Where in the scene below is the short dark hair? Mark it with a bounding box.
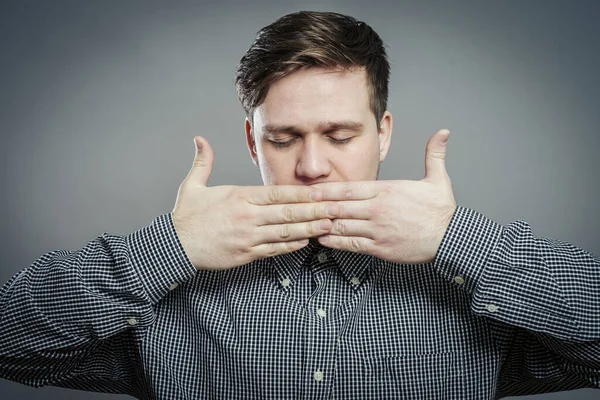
[235,11,390,128]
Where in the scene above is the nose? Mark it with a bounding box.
[295,136,332,181]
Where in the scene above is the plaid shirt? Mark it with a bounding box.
[0,206,598,399]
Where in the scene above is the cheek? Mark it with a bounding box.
[258,151,296,184]
[335,142,380,179]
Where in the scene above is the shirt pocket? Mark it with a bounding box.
[363,351,467,399]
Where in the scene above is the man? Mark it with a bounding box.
[0,10,598,399]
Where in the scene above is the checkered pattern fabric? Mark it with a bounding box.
[0,205,598,399]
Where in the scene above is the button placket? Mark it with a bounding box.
[304,255,336,397]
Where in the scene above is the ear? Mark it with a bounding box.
[245,117,258,166]
[377,110,393,163]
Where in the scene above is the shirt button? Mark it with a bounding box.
[453,276,465,285]
[350,277,361,285]
[313,370,324,382]
[168,282,179,291]
[280,278,290,288]
[487,304,498,313]
[127,318,138,326]
[317,252,328,263]
[316,308,327,318]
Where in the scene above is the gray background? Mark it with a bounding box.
[0,0,598,398]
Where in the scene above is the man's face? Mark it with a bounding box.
[245,67,392,186]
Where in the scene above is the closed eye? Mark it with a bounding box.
[268,138,297,148]
[267,136,353,148]
[328,137,352,145]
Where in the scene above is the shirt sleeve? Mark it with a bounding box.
[0,213,196,396]
[433,205,600,395]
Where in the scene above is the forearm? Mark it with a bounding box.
[434,206,600,341]
[0,213,196,386]
[433,206,600,388]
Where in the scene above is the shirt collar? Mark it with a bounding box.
[270,238,375,288]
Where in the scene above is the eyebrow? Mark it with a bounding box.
[262,120,364,135]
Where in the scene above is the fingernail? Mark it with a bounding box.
[319,236,330,243]
[320,220,330,230]
[327,206,337,217]
[311,190,322,201]
[441,129,450,143]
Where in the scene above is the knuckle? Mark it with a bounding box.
[349,237,361,251]
[335,220,346,235]
[278,224,291,239]
[237,228,253,245]
[312,205,321,219]
[267,242,277,255]
[282,206,294,222]
[225,186,239,199]
[235,208,251,222]
[268,187,283,203]
[344,184,353,199]
[237,189,249,203]
[239,244,252,255]
[373,204,386,217]
[306,221,315,236]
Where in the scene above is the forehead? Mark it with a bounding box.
[254,67,372,127]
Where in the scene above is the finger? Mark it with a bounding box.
[247,185,322,206]
[311,181,378,201]
[318,235,374,254]
[257,202,339,225]
[186,136,214,187]
[334,200,374,220]
[329,219,375,239]
[251,239,310,259]
[256,219,333,244]
[423,129,450,184]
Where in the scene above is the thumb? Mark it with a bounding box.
[188,136,214,187]
[423,129,450,183]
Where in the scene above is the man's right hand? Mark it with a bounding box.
[172,136,338,271]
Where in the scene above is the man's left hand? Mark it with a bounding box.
[312,129,457,264]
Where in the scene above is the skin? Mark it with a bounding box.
[171,139,344,271]
[245,67,392,186]
[172,66,457,270]
[244,66,457,264]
